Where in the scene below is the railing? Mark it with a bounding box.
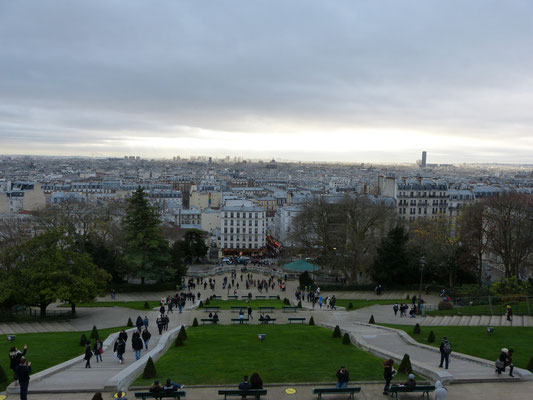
[0,307,74,322]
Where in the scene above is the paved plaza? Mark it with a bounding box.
[1,271,532,399]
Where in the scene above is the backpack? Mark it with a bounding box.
[443,341,452,354]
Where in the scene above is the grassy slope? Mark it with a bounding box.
[202,299,286,309]
[0,326,127,391]
[58,301,162,311]
[383,324,533,370]
[334,299,402,311]
[134,324,415,386]
[426,301,533,316]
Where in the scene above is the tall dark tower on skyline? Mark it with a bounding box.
[421,151,427,168]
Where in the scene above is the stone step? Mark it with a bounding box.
[489,315,500,326]
[469,316,481,326]
[479,315,491,326]
[512,315,523,327]
[449,316,461,325]
[440,316,453,326]
[458,316,470,326]
[427,316,442,326]
[20,323,39,333]
[420,316,434,326]
[523,316,533,327]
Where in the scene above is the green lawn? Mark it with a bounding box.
[426,301,533,316]
[202,299,285,309]
[134,324,417,386]
[59,301,161,311]
[334,299,402,311]
[0,326,127,391]
[383,324,533,370]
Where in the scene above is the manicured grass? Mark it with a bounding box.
[202,299,285,309]
[0,326,127,391]
[59,301,161,311]
[383,324,533,370]
[133,324,416,386]
[426,301,533,316]
[334,299,402,311]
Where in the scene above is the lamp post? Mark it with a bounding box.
[418,256,426,313]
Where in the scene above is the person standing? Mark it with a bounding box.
[116,338,126,364]
[93,339,103,363]
[156,315,164,335]
[143,315,149,330]
[9,344,28,382]
[136,316,144,333]
[439,337,452,369]
[393,304,399,316]
[506,305,513,321]
[142,329,152,350]
[382,358,395,395]
[14,357,31,400]
[247,305,253,320]
[434,381,447,400]
[132,332,144,361]
[336,366,349,388]
[84,342,93,368]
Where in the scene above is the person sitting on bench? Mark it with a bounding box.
[403,374,416,388]
[163,378,184,392]
[238,375,252,390]
[213,313,219,322]
[149,380,163,394]
[336,365,350,388]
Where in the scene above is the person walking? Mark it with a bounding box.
[93,339,103,363]
[156,315,164,335]
[336,366,350,388]
[136,315,144,333]
[142,329,152,350]
[393,303,399,316]
[247,305,253,320]
[15,357,31,400]
[132,332,144,360]
[382,358,395,395]
[9,344,28,382]
[116,338,126,364]
[506,305,513,321]
[84,342,93,368]
[143,316,149,330]
[439,337,452,369]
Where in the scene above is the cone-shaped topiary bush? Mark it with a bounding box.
[428,330,436,343]
[308,316,315,326]
[178,325,187,341]
[142,356,157,378]
[527,356,533,372]
[369,315,375,324]
[277,295,280,300]
[0,365,8,383]
[80,334,88,346]
[174,335,184,347]
[198,301,204,308]
[342,333,351,345]
[127,317,134,327]
[348,302,353,309]
[205,298,210,305]
[414,323,421,334]
[332,325,342,338]
[283,298,290,305]
[398,354,413,374]
[90,325,99,340]
[144,301,150,309]
[192,318,199,327]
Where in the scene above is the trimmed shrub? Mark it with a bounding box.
[144,301,150,309]
[332,325,342,338]
[414,323,421,334]
[309,316,315,326]
[398,354,413,374]
[79,334,88,346]
[297,300,302,308]
[406,295,410,300]
[178,326,187,341]
[438,301,453,311]
[348,302,353,309]
[142,357,157,378]
[428,330,436,343]
[198,301,204,308]
[192,318,199,327]
[127,317,134,327]
[527,356,533,372]
[248,292,253,299]
[342,333,351,345]
[174,335,184,347]
[283,298,290,305]
[369,315,375,324]
[276,295,280,300]
[0,365,8,383]
[205,298,210,306]
[90,325,99,340]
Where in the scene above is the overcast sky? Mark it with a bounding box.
[1,0,532,163]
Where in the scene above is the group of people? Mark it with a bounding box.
[496,348,514,376]
[149,378,185,394]
[238,372,263,391]
[9,345,31,400]
[83,338,104,368]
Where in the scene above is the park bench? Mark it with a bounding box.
[231,318,250,324]
[204,306,221,312]
[218,389,267,399]
[288,317,306,324]
[212,295,222,299]
[268,296,279,299]
[388,385,435,400]
[201,318,218,324]
[312,387,361,399]
[230,306,247,312]
[258,306,275,312]
[134,391,186,399]
[229,295,239,299]
[283,306,298,312]
[259,318,276,324]
[255,295,266,299]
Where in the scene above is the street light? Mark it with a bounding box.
[418,256,426,313]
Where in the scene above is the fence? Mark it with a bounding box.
[427,296,533,316]
[0,307,74,322]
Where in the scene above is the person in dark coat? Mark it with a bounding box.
[238,375,252,390]
[250,372,263,389]
[156,316,164,335]
[142,329,152,350]
[9,344,27,381]
[15,357,31,400]
[84,342,93,368]
[93,339,103,363]
[382,358,395,395]
[136,315,144,332]
[336,366,349,388]
[118,330,128,342]
[115,338,126,364]
[132,332,144,360]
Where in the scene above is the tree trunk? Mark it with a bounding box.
[40,304,47,318]
[141,276,145,285]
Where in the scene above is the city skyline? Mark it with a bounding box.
[1,1,533,163]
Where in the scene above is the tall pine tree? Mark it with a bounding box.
[123,188,171,284]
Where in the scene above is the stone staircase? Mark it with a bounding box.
[421,314,533,327]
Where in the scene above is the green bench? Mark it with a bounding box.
[230,306,247,312]
[259,318,276,324]
[313,387,361,399]
[201,318,218,324]
[134,391,186,399]
[231,318,249,324]
[283,306,298,312]
[218,389,267,399]
[288,317,306,324]
[258,306,275,312]
[268,296,278,299]
[255,295,266,299]
[204,306,221,312]
[388,385,435,400]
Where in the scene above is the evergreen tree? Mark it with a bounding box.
[369,315,375,324]
[413,323,421,334]
[370,226,417,285]
[123,188,171,284]
[428,330,436,343]
[90,325,99,340]
[192,318,199,327]
[127,317,134,327]
[332,325,342,338]
[143,357,157,378]
[178,326,187,341]
[309,316,315,326]
[398,354,413,374]
[342,333,351,345]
